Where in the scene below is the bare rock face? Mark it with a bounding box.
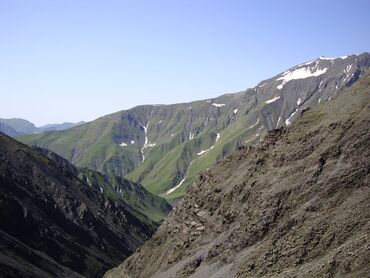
[105,72,370,277]
[0,134,160,278]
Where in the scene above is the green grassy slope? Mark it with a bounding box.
[19,54,370,200]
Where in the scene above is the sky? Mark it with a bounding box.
[0,0,369,126]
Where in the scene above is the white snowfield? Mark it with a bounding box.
[277,65,327,90]
[212,103,225,107]
[297,55,351,68]
[265,96,280,104]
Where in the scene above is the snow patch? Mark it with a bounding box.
[319,55,348,60]
[147,142,156,147]
[296,59,316,67]
[248,118,259,129]
[165,160,196,195]
[119,142,127,147]
[276,116,281,128]
[319,81,324,92]
[285,109,298,126]
[165,179,185,195]
[233,109,238,114]
[265,96,280,104]
[189,132,194,140]
[297,98,302,106]
[99,186,104,193]
[345,64,352,73]
[216,133,220,142]
[197,145,215,156]
[139,109,154,162]
[342,65,353,83]
[212,103,225,107]
[277,65,327,90]
[131,140,135,144]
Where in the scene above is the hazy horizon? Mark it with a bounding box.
[1,0,369,126]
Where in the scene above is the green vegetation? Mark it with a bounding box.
[19,56,369,200]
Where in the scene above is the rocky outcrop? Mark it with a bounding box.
[105,71,370,277]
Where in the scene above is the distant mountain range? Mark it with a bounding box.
[20,53,370,202]
[0,132,170,277]
[0,118,85,137]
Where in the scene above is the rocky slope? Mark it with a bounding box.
[20,53,370,201]
[105,70,370,277]
[0,133,169,277]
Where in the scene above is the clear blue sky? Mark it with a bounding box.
[0,0,369,126]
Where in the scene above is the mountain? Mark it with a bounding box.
[0,133,170,277]
[37,148,171,223]
[0,122,19,137]
[38,121,86,132]
[0,118,85,136]
[0,118,38,134]
[19,53,370,201]
[77,168,171,223]
[105,63,370,277]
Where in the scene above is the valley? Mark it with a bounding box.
[1,53,369,277]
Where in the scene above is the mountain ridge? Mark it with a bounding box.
[105,62,370,278]
[0,132,170,277]
[0,118,85,136]
[19,53,370,201]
